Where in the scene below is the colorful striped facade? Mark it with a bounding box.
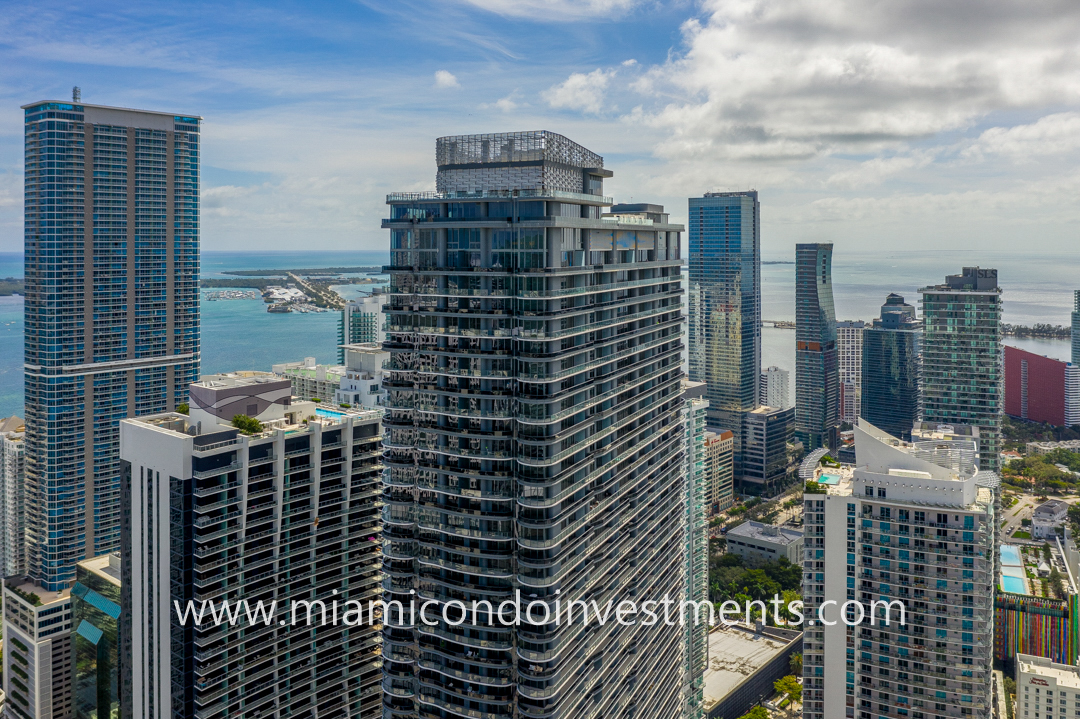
[994,593,1080,665]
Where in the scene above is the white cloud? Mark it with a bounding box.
[434,70,460,88]
[966,113,1080,161]
[634,0,1080,163]
[543,68,616,114]
[457,0,642,19]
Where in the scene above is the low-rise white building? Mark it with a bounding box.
[1015,653,1080,718]
[1033,499,1069,539]
[335,343,389,410]
[272,358,346,402]
[725,520,803,565]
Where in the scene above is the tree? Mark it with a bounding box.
[177,402,189,415]
[738,707,770,719]
[774,675,802,705]
[231,414,264,435]
[789,652,803,676]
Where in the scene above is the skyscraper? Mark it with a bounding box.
[119,375,384,719]
[381,131,687,719]
[760,366,790,410]
[919,267,1003,472]
[837,320,865,425]
[683,381,710,719]
[795,243,839,452]
[687,191,761,483]
[339,294,388,363]
[705,430,735,513]
[22,98,200,590]
[1072,291,1080,366]
[861,294,921,441]
[801,420,996,719]
[0,416,26,577]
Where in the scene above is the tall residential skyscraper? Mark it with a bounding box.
[0,416,26,577]
[861,294,921,441]
[919,268,1003,472]
[795,243,839,452]
[381,131,687,719]
[22,98,200,590]
[688,191,760,483]
[760,365,790,410]
[339,293,388,363]
[683,381,709,719]
[1072,291,1080,366]
[837,320,865,424]
[119,375,384,719]
[801,420,996,719]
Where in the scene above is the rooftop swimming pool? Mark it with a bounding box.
[1001,576,1027,594]
[1001,544,1023,567]
[315,408,344,419]
[818,474,841,486]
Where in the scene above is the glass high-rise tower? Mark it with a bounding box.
[687,191,760,483]
[22,99,200,590]
[861,294,921,441]
[1072,290,1079,366]
[381,131,687,719]
[795,243,839,452]
[919,267,1003,472]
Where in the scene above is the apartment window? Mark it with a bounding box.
[878,488,887,498]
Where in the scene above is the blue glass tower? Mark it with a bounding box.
[861,293,921,441]
[687,191,760,484]
[22,99,200,590]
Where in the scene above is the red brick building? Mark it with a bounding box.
[1005,345,1080,427]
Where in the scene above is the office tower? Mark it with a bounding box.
[381,131,687,719]
[335,343,390,409]
[22,98,200,591]
[760,366,790,411]
[837,320,865,424]
[706,430,735,513]
[861,294,921,441]
[742,406,795,491]
[683,381,709,719]
[795,243,839,452]
[119,374,384,719]
[802,420,995,719]
[340,294,388,363]
[687,191,761,483]
[919,267,1003,472]
[1005,346,1080,427]
[1073,291,1080,366]
[1,581,74,719]
[72,553,122,719]
[1,416,26,577]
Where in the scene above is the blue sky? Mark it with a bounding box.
[2,0,1080,256]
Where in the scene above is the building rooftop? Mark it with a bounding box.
[1035,500,1069,517]
[727,520,803,546]
[21,100,202,120]
[4,578,70,607]
[0,415,24,433]
[195,371,289,390]
[1017,654,1080,689]
[78,552,122,587]
[436,130,603,169]
[702,625,797,712]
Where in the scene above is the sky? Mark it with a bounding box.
[2,0,1080,256]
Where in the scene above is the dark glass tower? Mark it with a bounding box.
[795,243,838,451]
[920,267,1003,471]
[687,191,760,483]
[381,131,687,719]
[861,293,921,441]
[22,99,200,590]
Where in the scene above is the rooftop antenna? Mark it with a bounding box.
[72,86,81,102]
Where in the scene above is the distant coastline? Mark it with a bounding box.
[762,261,795,265]
[0,277,23,296]
[1002,324,1071,339]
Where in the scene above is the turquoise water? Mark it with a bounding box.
[1000,576,1027,594]
[1,248,1077,417]
[1001,544,1023,566]
[316,408,344,418]
[818,474,841,485]
[1002,565,1026,579]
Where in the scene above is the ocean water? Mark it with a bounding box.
[0,248,1075,418]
